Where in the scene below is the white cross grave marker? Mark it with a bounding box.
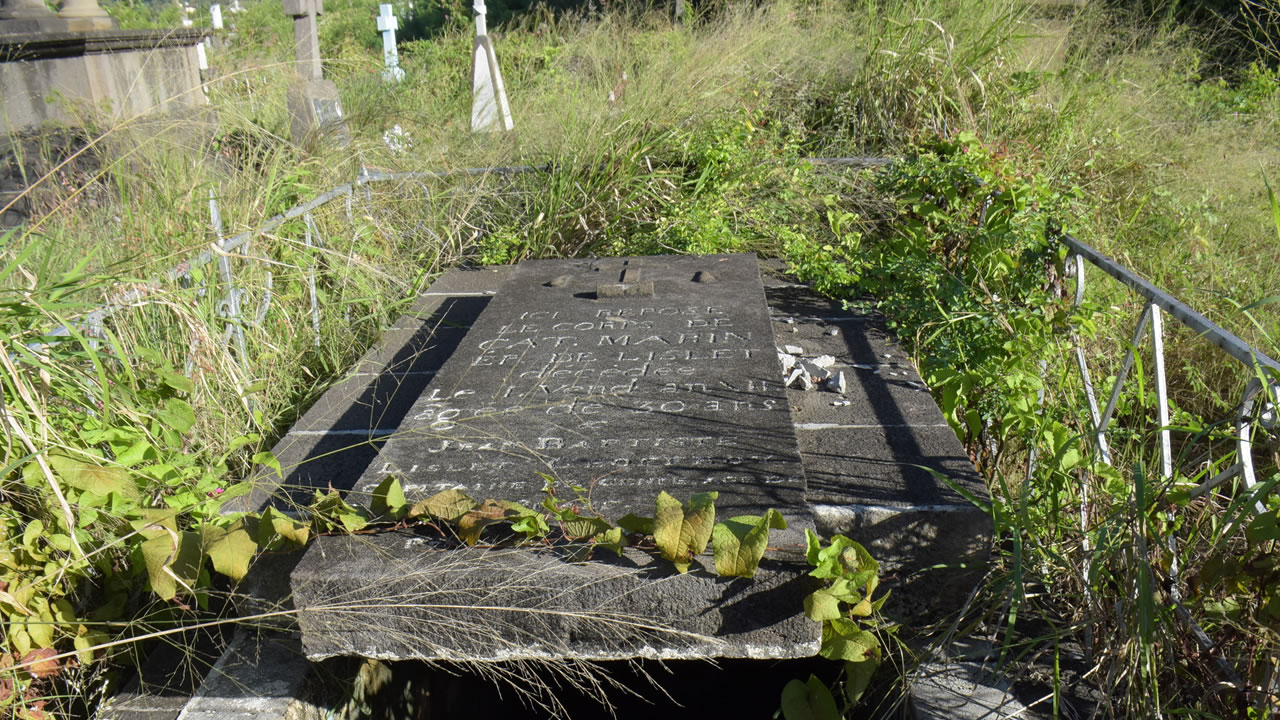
[377,4,404,82]
[470,0,513,132]
[211,2,223,29]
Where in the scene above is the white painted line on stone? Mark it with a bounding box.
[418,291,497,296]
[794,422,951,431]
[291,428,399,436]
[348,369,437,377]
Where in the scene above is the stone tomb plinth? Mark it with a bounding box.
[292,254,821,662]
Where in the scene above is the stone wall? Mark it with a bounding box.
[0,29,206,135]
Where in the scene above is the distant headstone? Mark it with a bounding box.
[376,3,404,82]
[283,0,348,147]
[210,2,222,29]
[470,0,512,132]
[292,254,819,663]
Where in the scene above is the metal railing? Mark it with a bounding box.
[44,163,546,364]
[1053,231,1279,691]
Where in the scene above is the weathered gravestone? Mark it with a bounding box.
[284,0,349,147]
[291,254,821,662]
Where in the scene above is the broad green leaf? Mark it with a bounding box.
[75,626,109,663]
[407,488,476,523]
[804,589,843,622]
[780,675,840,720]
[712,509,786,578]
[370,475,408,519]
[561,513,612,540]
[653,491,718,573]
[252,451,283,479]
[258,507,310,548]
[161,371,195,394]
[47,455,138,501]
[139,529,201,600]
[22,520,43,551]
[503,501,551,538]
[820,619,880,663]
[617,513,654,535]
[844,659,878,706]
[156,398,196,434]
[1247,510,1280,544]
[593,526,626,556]
[114,439,154,468]
[339,512,368,533]
[201,518,259,581]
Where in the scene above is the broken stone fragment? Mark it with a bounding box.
[825,327,839,337]
[777,351,796,373]
[823,371,847,394]
[784,344,803,355]
[786,367,806,389]
[831,398,850,407]
[811,355,836,369]
[799,359,831,381]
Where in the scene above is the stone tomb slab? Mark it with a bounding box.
[293,254,820,661]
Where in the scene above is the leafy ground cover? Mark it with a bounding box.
[2,0,1279,716]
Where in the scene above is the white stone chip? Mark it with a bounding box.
[825,327,840,337]
[823,371,847,394]
[777,351,796,373]
[831,398,850,407]
[783,317,795,324]
[784,344,804,355]
[811,355,836,368]
[786,367,806,389]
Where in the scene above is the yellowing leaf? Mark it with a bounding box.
[456,499,509,546]
[75,626,109,663]
[820,619,880,663]
[47,455,138,501]
[653,491,718,573]
[804,589,843,622]
[712,509,786,578]
[407,488,476,523]
[139,529,201,600]
[201,519,259,581]
[258,507,310,548]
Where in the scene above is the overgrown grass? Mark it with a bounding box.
[3,0,1280,716]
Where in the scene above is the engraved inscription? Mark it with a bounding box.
[353,255,807,515]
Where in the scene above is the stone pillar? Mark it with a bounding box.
[59,0,109,19]
[211,2,222,29]
[283,0,322,80]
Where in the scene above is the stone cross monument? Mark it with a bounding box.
[470,0,512,133]
[283,0,348,147]
[376,3,403,82]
